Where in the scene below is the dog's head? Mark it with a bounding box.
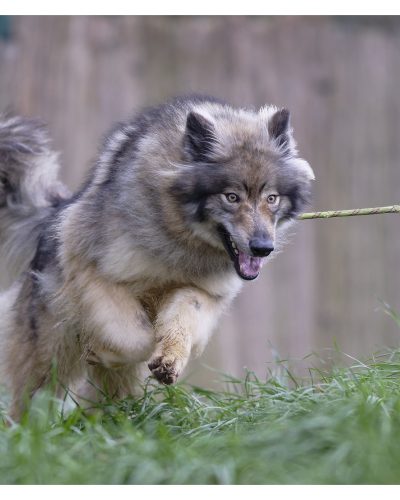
[171,104,315,280]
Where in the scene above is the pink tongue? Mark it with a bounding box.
[238,251,264,278]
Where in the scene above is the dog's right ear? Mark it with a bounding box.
[268,108,292,152]
[184,111,217,162]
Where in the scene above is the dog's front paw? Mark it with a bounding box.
[148,355,181,385]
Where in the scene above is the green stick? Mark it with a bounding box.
[298,204,400,220]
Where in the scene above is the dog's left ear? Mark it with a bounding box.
[268,108,291,151]
[292,158,315,181]
[184,111,217,162]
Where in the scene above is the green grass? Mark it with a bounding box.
[2,350,400,484]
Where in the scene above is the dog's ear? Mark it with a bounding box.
[268,108,291,151]
[291,158,315,181]
[184,111,217,162]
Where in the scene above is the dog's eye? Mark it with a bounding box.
[267,194,280,206]
[225,193,240,203]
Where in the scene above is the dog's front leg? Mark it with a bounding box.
[77,269,155,369]
[148,287,223,384]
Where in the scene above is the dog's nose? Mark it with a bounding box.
[249,237,274,257]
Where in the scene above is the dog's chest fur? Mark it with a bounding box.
[96,244,243,323]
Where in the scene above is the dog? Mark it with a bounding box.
[0,95,314,419]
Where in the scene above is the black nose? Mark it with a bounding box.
[249,237,274,257]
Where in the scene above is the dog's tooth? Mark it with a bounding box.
[234,249,239,255]
[231,241,237,249]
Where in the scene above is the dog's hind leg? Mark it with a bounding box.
[148,287,224,385]
[77,363,145,407]
[4,331,59,422]
[0,285,47,421]
[8,370,49,422]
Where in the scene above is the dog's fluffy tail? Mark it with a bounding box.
[0,114,70,287]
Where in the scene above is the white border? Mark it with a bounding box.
[2,485,400,500]
[2,1,400,16]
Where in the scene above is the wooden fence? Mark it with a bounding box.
[1,16,400,385]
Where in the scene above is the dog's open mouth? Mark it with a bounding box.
[217,225,265,281]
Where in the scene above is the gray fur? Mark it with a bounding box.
[0,96,314,419]
[0,114,69,288]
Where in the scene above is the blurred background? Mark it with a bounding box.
[1,16,400,386]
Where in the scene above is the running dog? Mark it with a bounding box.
[0,95,314,419]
